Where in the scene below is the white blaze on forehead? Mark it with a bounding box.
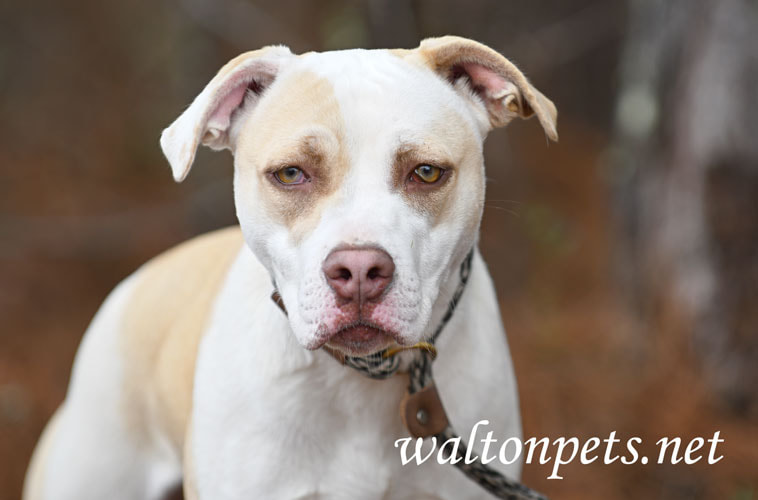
[296,49,484,162]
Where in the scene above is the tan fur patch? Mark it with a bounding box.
[235,70,349,243]
[182,414,199,500]
[390,113,483,225]
[120,226,243,449]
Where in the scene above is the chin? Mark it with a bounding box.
[325,324,395,356]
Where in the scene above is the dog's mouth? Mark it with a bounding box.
[324,322,395,357]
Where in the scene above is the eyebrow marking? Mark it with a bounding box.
[264,134,328,173]
[391,140,455,189]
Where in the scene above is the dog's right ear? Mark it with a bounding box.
[160,46,293,182]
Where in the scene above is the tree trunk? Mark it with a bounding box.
[613,0,758,414]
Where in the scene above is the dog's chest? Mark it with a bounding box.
[191,332,421,497]
[191,344,492,499]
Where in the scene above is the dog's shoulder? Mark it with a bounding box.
[132,225,244,291]
[120,225,244,449]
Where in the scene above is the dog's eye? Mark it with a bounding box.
[274,166,307,185]
[410,164,444,184]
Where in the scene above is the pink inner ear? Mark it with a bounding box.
[462,62,508,97]
[207,82,249,131]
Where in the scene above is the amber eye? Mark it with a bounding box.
[274,166,307,185]
[410,164,444,184]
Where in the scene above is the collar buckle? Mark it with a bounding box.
[382,341,438,361]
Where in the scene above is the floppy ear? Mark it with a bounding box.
[416,36,557,140]
[160,45,294,182]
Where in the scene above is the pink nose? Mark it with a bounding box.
[323,247,395,303]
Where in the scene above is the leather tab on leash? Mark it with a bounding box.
[400,383,449,438]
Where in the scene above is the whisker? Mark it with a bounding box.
[484,204,520,217]
[486,199,523,205]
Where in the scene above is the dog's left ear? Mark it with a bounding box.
[416,36,558,140]
[160,45,294,182]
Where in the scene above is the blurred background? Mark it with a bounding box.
[1,0,757,498]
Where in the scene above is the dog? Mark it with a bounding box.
[24,36,557,500]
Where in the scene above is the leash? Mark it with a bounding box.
[271,249,548,500]
[405,349,548,500]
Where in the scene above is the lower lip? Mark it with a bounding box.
[328,325,392,355]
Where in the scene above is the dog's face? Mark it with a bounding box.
[161,37,557,356]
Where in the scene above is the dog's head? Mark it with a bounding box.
[160,36,557,356]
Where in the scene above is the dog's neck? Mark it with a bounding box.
[425,245,479,350]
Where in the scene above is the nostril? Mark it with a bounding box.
[338,267,352,281]
[367,266,380,280]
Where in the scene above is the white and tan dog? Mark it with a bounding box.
[24,36,557,500]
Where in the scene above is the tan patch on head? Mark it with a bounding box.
[235,70,349,243]
[392,141,456,222]
[391,109,484,225]
[120,227,243,449]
